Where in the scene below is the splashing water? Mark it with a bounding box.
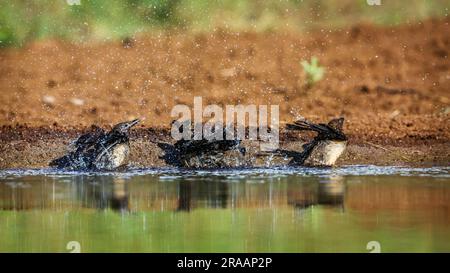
[0,165,448,180]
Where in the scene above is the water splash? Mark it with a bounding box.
[0,165,449,180]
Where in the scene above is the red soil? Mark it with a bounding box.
[0,19,449,168]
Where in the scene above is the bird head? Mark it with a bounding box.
[111,118,140,136]
[327,117,347,141]
[327,118,344,132]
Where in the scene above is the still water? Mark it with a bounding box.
[0,166,449,253]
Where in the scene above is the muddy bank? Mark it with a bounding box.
[0,19,449,168]
[0,126,448,169]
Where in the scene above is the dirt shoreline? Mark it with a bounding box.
[0,125,448,169]
[0,19,449,168]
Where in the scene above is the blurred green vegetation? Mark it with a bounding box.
[301,57,325,88]
[2,208,447,252]
[0,0,448,47]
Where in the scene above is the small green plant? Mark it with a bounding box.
[301,57,325,87]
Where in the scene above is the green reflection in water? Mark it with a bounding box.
[0,173,449,252]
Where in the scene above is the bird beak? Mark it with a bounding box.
[127,118,140,128]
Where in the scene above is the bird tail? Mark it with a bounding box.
[286,119,326,133]
[49,155,71,168]
[286,120,313,131]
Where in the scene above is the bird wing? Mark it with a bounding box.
[93,140,120,164]
[70,127,106,153]
[175,138,242,156]
[174,138,209,154]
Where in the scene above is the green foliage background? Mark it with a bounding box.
[0,0,448,46]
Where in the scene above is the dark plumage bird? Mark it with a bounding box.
[158,121,246,169]
[175,135,246,169]
[276,118,347,166]
[50,119,140,171]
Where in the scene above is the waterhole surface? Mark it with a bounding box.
[0,165,449,252]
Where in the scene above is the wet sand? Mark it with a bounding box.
[0,126,448,169]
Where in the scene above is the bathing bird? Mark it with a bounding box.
[158,121,246,168]
[50,119,140,171]
[276,118,347,166]
[174,134,246,169]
